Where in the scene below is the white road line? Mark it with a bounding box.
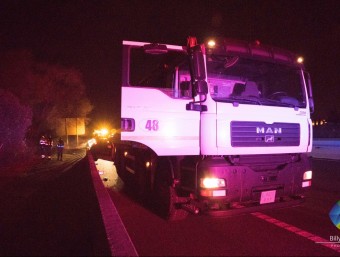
[251,212,340,253]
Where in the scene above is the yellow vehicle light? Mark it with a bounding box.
[207,40,216,47]
[145,161,151,168]
[297,56,304,63]
[100,128,108,136]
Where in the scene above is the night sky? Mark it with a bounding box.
[0,0,339,128]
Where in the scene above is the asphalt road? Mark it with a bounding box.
[0,149,111,256]
[1,147,339,256]
[104,157,340,256]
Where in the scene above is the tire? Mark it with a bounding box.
[153,158,188,221]
[110,144,116,162]
[114,147,126,182]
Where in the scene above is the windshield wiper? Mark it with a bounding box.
[258,98,300,109]
[217,96,301,109]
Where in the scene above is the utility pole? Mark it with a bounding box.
[76,117,79,146]
[64,118,69,146]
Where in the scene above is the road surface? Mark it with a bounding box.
[97,156,340,256]
[1,144,339,256]
[0,149,111,256]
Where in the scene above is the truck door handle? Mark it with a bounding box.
[121,118,135,131]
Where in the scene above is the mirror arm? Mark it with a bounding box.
[186,37,208,112]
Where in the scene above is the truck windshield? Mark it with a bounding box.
[207,55,307,108]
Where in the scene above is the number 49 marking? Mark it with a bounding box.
[145,120,159,131]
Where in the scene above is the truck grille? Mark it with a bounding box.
[231,121,300,147]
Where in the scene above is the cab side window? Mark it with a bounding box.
[129,47,187,90]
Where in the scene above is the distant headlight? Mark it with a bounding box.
[87,138,97,148]
[200,178,226,188]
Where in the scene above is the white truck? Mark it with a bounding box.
[111,37,314,219]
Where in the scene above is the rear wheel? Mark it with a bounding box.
[135,152,151,203]
[110,143,117,162]
[114,147,126,183]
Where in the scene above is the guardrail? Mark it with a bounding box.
[87,152,138,257]
[313,138,340,147]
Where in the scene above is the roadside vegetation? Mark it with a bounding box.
[0,50,92,174]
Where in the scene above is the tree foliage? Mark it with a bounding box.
[0,49,93,169]
[0,49,93,143]
[0,89,32,165]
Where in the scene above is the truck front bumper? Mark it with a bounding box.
[194,154,311,212]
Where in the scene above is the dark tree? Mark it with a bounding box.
[0,49,93,144]
[0,89,32,166]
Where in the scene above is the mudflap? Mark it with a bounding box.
[206,196,305,218]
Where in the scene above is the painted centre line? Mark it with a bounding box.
[251,212,340,253]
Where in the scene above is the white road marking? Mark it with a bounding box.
[251,212,340,253]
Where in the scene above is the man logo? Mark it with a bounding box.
[256,127,282,134]
[265,135,274,143]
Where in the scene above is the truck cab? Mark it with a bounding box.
[114,38,314,219]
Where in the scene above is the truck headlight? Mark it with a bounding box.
[302,170,312,187]
[303,170,312,180]
[200,178,226,188]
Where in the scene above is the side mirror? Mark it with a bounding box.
[186,38,208,112]
[191,45,206,81]
[188,45,208,97]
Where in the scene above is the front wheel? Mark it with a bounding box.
[110,143,117,163]
[114,147,126,183]
[153,158,188,221]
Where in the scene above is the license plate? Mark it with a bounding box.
[260,190,276,204]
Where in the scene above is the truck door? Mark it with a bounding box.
[121,41,200,156]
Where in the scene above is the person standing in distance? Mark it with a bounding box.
[57,137,65,161]
[39,135,47,159]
